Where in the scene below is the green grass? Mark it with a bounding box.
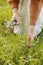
[0,0,43,65]
[0,29,43,65]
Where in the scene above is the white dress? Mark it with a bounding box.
[34,6,43,37]
[14,0,43,37]
[18,0,30,35]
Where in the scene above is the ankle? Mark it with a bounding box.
[12,8,18,18]
[12,8,18,13]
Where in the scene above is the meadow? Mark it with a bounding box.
[0,0,43,65]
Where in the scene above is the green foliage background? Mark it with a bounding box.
[0,0,43,65]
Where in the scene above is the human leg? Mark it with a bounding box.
[7,0,20,24]
[27,0,42,48]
